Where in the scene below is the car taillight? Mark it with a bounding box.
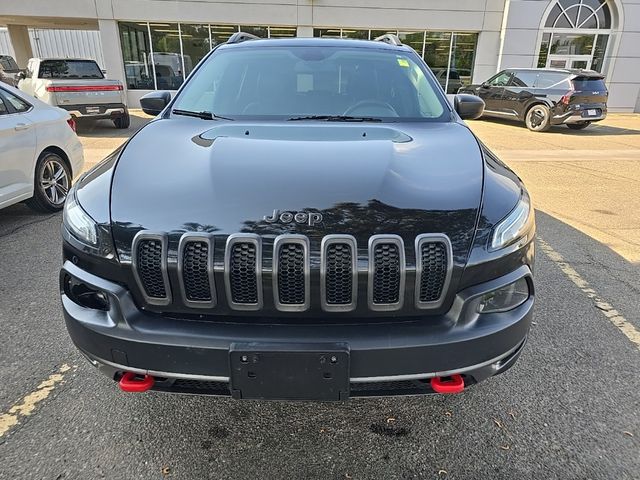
[46,85,123,92]
[560,92,573,105]
[67,117,77,132]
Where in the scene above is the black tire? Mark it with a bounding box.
[567,121,591,130]
[525,104,551,132]
[26,151,72,213]
[113,112,131,129]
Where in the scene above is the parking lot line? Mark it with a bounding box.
[539,237,640,350]
[0,364,73,438]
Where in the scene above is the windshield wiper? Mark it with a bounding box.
[287,115,383,122]
[172,109,233,121]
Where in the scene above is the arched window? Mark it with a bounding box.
[537,0,614,72]
[545,0,612,29]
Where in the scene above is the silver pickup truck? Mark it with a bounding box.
[18,58,130,129]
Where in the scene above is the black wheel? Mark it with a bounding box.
[26,151,71,212]
[567,121,591,130]
[525,104,551,132]
[113,112,131,129]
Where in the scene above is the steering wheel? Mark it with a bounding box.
[343,100,398,117]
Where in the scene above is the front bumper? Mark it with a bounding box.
[59,103,128,120]
[61,261,534,399]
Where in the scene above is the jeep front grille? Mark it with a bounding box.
[273,235,310,311]
[132,233,171,305]
[131,232,453,313]
[368,235,405,311]
[415,234,452,308]
[321,235,357,312]
[178,234,216,308]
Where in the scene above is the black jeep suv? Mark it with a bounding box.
[60,34,535,401]
[461,68,608,132]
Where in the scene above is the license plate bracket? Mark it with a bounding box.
[229,343,350,401]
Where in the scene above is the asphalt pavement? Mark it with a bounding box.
[0,115,639,479]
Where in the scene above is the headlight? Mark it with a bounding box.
[490,191,534,251]
[478,277,529,313]
[63,192,98,246]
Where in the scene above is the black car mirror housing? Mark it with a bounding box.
[140,91,172,116]
[454,94,485,120]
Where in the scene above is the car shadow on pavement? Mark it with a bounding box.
[74,112,152,138]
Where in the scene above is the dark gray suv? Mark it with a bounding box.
[60,33,535,401]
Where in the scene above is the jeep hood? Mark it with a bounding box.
[110,118,483,262]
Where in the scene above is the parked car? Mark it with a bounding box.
[0,55,22,87]
[0,83,84,212]
[460,68,608,132]
[17,58,130,129]
[60,34,535,401]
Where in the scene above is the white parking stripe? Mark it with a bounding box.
[0,364,74,438]
[538,238,640,351]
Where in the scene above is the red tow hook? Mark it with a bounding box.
[430,374,465,394]
[119,372,155,393]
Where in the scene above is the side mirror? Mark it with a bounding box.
[17,71,26,80]
[140,90,171,116]
[480,82,490,89]
[454,94,485,120]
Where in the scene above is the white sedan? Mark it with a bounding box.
[0,83,84,212]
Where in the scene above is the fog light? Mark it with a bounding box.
[64,274,110,311]
[478,278,529,313]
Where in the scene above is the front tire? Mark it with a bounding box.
[113,112,130,129]
[525,104,551,132]
[567,121,591,130]
[26,151,71,213]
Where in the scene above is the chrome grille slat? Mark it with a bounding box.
[415,234,453,309]
[368,235,405,311]
[321,235,357,312]
[178,233,216,308]
[131,232,171,306]
[273,235,310,312]
[225,234,263,311]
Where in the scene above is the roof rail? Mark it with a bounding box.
[373,34,403,46]
[227,32,260,45]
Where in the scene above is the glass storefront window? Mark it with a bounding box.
[397,31,424,57]
[341,29,369,40]
[450,33,478,93]
[314,28,342,38]
[241,25,268,38]
[591,34,608,72]
[537,33,552,68]
[424,32,451,92]
[370,30,397,40]
[149,23,184,90]
[311,28,478,94]
[119,22,154,90]
[180,24,211,75]
[269,27,297,38]
[549,33,595,55]
[210,24,237,47]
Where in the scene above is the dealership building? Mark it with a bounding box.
[1,0,639,111]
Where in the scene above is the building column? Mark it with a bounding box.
[97,19,126,94]
[7,25,33,68]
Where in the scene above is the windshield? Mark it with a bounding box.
[173,45,448,121]
[39,60,104,79]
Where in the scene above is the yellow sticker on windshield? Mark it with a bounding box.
[397,58,410,67]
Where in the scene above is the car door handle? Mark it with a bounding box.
[14,123,30,131]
